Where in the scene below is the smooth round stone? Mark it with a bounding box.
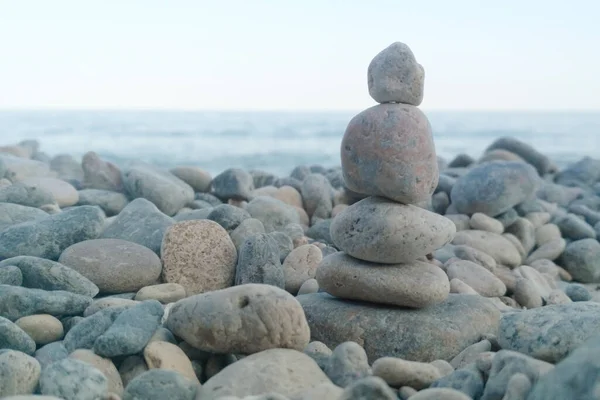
[0,202,49,231]
[245,196,301,233]
[20,177,79,208]
[207,204,251,232]
[82,151,124,192]
[122,369,198,400]
[367,41,424,106]
[330,197,455,264]
[452,230,522,267]
[341,104,438,204]
[325,342,370,388]
[229,218,266,251]
[39,358,108,400]
[525,238,566,264]
[169,166,212,193]
[450,161,541,217]
[301,173,333,222]
[283,244,322,294]
[0,316,36,355]
[196,349,330,400]
[166,284,310,354]
[453,245,497,271]
[69,349,123,396]
[316,252,450,308]
[135,283,186,304]
[118,355,149,388]
[58,239,162,294]
[143,341,199,383]
[478,149,526,164]
[273,185,304,208]
[15,314,64,345]
[211,168,254,201]
[76,189,129,217]
[0,350,41,397]
[297,278,319,295]
[469,213,504,234]
[535,223,562,246]
[0,264,23,285]
[446,260,506,297]
[485,136,551,176]
[559,238,600,283]
[161,220,237,296]
[372,357,442,390]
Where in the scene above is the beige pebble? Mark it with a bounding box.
[135,283,187,304]
[15,314,64,345]
[399,386,418,399]
[502,233,526,260]
[452,230,521,268]
[449,278,478,295]
[526,238,566,264]
[535,224,562,246]
[492,265,518,292]
[21,177,79,207]
[445,214,471,231]
[0,350,41,396]
[453,244,497,271]
[430,359,454,376]
[503,372,532,400]
[446,260,506,297]
[525,212,551,228]
[161,220,238,296]
[470,213,504,234]
[297,278,319,295]
[372,357,442,390]
[0,178,12,188]
[273,186,304,209]
[513,265,555,298]
[70,349,123,396]
[143,340,200,384]
[283,244,322,295]
[514,278,543,309]
[169,166,212,193]
[291,382,344,400]
[118,355,148,388]
[450,339,492,369]
[546,289,572,305]
[252,185,279,197]
[331,204,348,218]
[475,351,496,374]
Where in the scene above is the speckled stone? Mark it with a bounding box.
[341,103,438,204]
[452,230,522,267]
[316,252,450,308]
[0,350,41,397]
[161,220,237,296]
[283,244,322,295]
[143,340,199,383]
[39,358,108,400]
[330,196,455,264]
[15,314,64,346]
[167,284,310,355]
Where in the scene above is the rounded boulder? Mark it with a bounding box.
[330,196,455,264]
[58,239,162,294]
[166,283,310,354]
[341,104,438,204]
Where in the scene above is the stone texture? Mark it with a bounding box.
[166,284,310,354]
[211,168,254,201]
[100,198,174,254]
[299,293,501,363]
[0,202,48,231]
[143,340,199,383]
[246,196,301,233]
[0,350,41,397]
[161,220,237,295]
[76,189,128,216]
[0,256,99,297]
[230,218,266,250]
[325,341,371,388]
[485,137,551,175]
[559,238,600,283]
[134,283,186,303]
[331,196,455,264]
[0,264,22,285]
[316,252,450,308]
[446,260,506,297]
[58,238,162,294]
[0,182,56,208]
[367,41,424,106]
[469,213,504,234]
[69,349,123,396]
[0,206,104,260]
[35,341,69,369]
[82,151,124,192]
[39,358,108,400]
[207,204,250,232]
[235,233,284,288]
[283,244,322,295]
[93,300,163,358]
[341,103,438,204]
[196,349,330,400]
[301,173,333,223]
[122,369,198,400]
[497,302,600,363]
[15,314,64,345]
[169,166,212,193]
[0,316,36,354]
[452,230,522,267]
[372,357,441,390]
[338,376,396,400]
[450,161,541,217]
[0,285,92,321]
[19,177,79,208]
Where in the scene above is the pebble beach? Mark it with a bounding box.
[1,41,600,400]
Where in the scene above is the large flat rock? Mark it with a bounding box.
[298,293,501,363]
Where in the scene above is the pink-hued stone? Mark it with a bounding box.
[82,151,124,192]
[341,103,438,204]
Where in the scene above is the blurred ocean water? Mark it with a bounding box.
[1,110,599,176]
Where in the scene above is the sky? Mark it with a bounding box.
[0,0,599,111]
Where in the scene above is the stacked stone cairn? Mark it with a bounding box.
[317,42,456,309]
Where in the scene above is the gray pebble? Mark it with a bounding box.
[63,306,126,353]
[0,349,41,397]
[0,285,92,321]
[559,238,600,283]
[94,300,163,358]
[304,341,332,371]
[39,358,108,400]
[211,168,254,201]
[245,196,300,233]
[0,202,48,231]
[485,137,551,175]
[122,369,198,400]
[325,341,371,388]
[564,283,592,301]
[235,233,284,288]
[77,189,129,216]
[0,316,36,355]
[0,265,23,286]
[35,341,69,369]
[0,256,99,297]
[267,231,294,262]
[338,376,396,400]
[0,206,105,260]
[555,213,596,240]
[431,365,484,399]
[0,182,55,208]
[306,219,332,244]
[207,204,251,232]
[301,173,333,223]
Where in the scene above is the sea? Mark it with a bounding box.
[1,110,599,177]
